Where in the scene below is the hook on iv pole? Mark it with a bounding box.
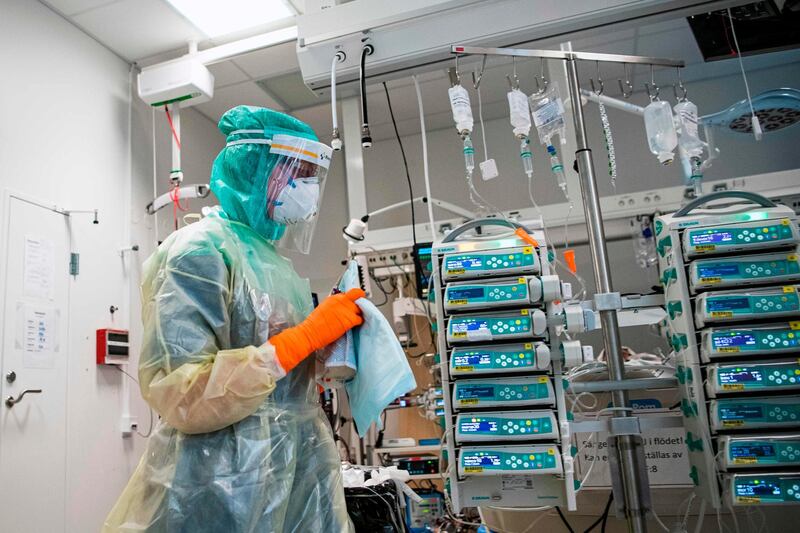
[589,61,604,95]
[673,66,688,102]
[617,63,633,98]
[532,57,549,95]
[449,55,462,86]
[506,56,520,89]
[472,55,487,89]
[645,64,660,101]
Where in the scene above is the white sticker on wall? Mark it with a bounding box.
[16,304,59,369]
[23,235,55,301]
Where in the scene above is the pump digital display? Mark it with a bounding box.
[453,352,493,366]
[719,369,763,384]
[732,445,775,458]
[699,264,741,277]
[446,257,483,270]
[720,405,764,420]
[448,287,485,300]
[451,320,489,333]
[692,231,734,245]
[462,454,501,467]
[736,482,781,497]
[460,420,499,433]
[713,333,757,348]
[708,297,751,312]
[457,386,494,399]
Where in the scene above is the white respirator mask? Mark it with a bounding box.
[272,178,321,224]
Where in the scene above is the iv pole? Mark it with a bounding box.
[451,45,684,533]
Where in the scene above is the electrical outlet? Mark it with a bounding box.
[121,415,138,438]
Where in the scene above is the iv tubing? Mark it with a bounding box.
[476,84,489,160]
[413,75,436,237]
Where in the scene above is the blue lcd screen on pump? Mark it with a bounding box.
[714,334,757,348]
[463,454,501,467]
[459,386,494,399]
[451,320,490,333]
[447,258,483,270]
[449,287,485,300]
[719,370,763,384]
[721,406,764,420]
[692,232,734,245]
[699,264,741,277]
[708,297,751,312]
[463,420,498,432]
[737,483,781,497]
[732,445,775,458]
[453,353,492,366]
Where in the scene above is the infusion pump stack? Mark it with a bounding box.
[431,219,580,511]
[656,191,800,509]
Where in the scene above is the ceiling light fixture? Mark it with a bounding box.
[166,0,294,38]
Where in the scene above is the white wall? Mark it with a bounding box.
[0,1,150,530]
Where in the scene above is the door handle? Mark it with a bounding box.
[5,389,43,408]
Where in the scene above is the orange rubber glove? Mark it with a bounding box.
[270,288,365,372]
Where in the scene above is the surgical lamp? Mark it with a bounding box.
[343,196,475,243]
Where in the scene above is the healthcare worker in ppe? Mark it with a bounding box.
[105,106,360,532]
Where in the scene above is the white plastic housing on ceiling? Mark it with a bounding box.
[166,0,295,38]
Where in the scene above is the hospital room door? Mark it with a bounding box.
[0,195,69,532]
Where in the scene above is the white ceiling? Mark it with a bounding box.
[39,0,800,140]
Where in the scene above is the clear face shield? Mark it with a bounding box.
[266,135,333,254]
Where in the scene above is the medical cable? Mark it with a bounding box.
[412,76,437,234]
[115,366,154,438]
[359,44,374,147]
[476,83,489,162]
[330,54,338,144]
[330,51,345,150]
[383,82,417,249]
[477,508,516,533]
[583,493,613,533]
[359,485,405,533]
[555,506,575,533]
[694,499,707,533]
[525,156,583,297]
[650,507,670,532]
[600,499,612,533]
[164,105,181,149]
[726,8,762,140]
[677,493,697,533]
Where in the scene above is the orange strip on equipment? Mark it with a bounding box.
[564,249,577,274]
[515,227,539,247]
[271,143,318,159]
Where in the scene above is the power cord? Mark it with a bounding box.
[383,82,417,249]
[555,506,575,533]
[583,493,614,533]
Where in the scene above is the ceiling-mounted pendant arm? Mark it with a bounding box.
[146,184,210,216]
[164,103,183,185]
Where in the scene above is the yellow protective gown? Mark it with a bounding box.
[104,208,352,532]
